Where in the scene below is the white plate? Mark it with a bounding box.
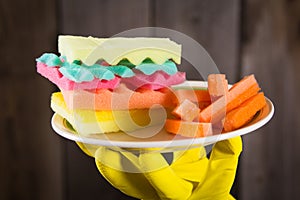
[51,81,274,152]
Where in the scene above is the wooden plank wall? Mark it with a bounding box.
[0,0,64,200]
[1,0,300,199]
[155,0,240,83]
[240,0,300,199]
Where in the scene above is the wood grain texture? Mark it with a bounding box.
[0,0,64,200]
[240,0,300,199]
[59,0,151,37]
[154,0,241,83]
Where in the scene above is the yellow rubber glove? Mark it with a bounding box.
[77,136,242,200]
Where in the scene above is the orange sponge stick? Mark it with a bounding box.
[199,75,260,123]
[172,99,200,122]
[165,119,212,138]
[173,89,211,104]
[227,83,260,112]
[224,92,266,132]
[208,74,228,101]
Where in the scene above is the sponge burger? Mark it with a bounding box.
[36,35,186,135]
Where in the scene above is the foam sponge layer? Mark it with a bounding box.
[122,71,186,90]
[37,62,120,90]
[61,84,177,110]
[51,92,167,135]
[58,35,182,65]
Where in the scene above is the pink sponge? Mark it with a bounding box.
[121,71,186,90]
[36,62,120,90]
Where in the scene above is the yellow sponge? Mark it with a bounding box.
[58,35,181,65]
[51,92,167,135]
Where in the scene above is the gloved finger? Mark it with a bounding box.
[173,146,207,165]
[191,136,242,198]
[171,147,209,182]
[210,136,242,161]
[139,152,193,200]
[75,142,98,157]
[95,147,159,199]
[228,194,236,200]
[171,158,209,183]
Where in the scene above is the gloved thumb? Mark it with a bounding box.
[189,136,242,199]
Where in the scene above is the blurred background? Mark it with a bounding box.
[1,0,300,199]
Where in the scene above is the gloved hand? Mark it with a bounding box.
[77,136,242,200]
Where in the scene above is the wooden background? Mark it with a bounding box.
[0,0,299,199]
